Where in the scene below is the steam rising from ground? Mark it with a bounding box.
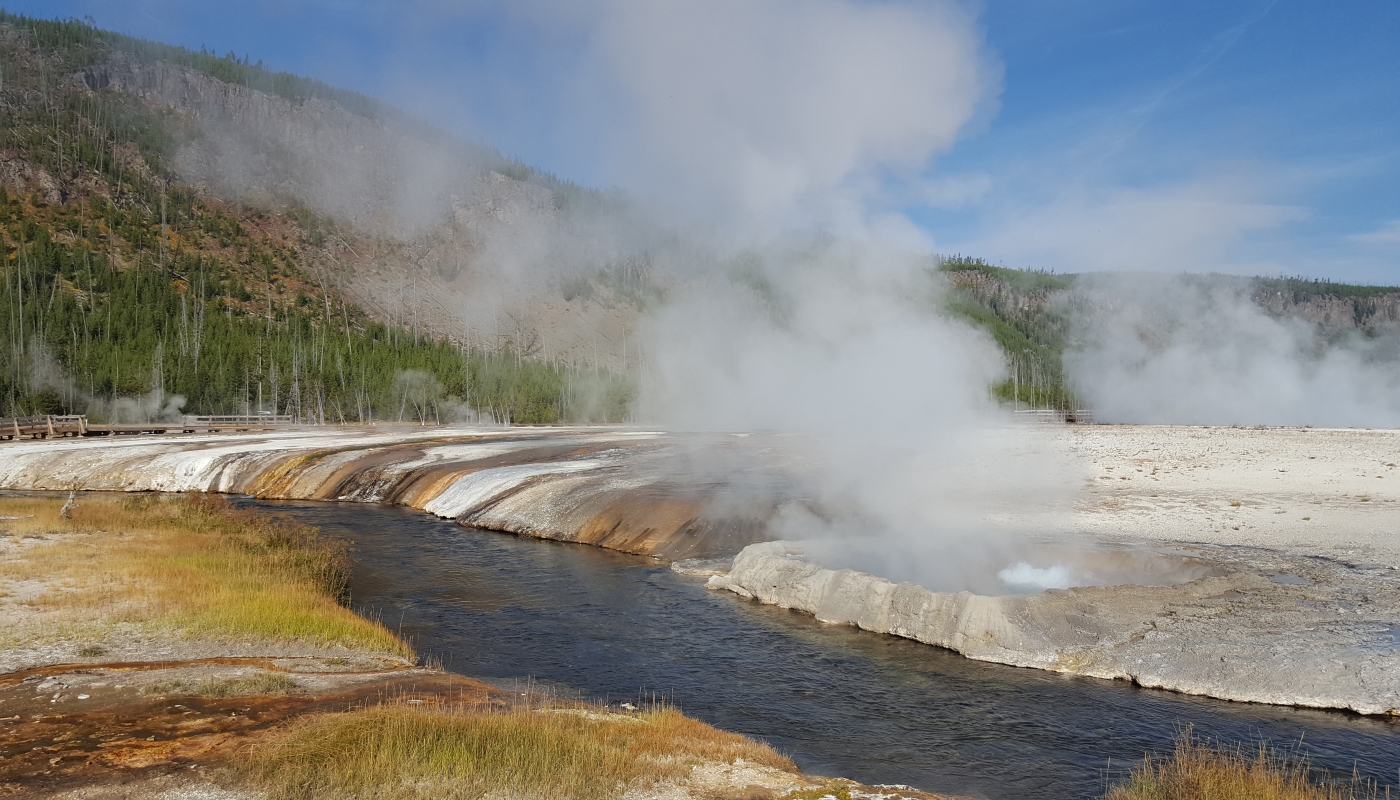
[24,342,186,424]
[86,389,187,425]
[1067,274,1400,427]
[389,370,484,425]
[585,2,1081,587]
[121,0,1003,378]
[635,241,1079,591]
[58,0,1400,602]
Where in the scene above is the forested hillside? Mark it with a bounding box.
[938,257,1400,412]
[0,12,631,424]
[939,256,1077,410]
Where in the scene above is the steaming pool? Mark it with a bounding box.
[789,536,1228,594]
[247,499,1400,800]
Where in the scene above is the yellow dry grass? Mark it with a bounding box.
[1106,733,1381,800]
[0,492,409,656]
[246,701,795,800]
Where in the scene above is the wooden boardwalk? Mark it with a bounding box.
[0,414,299,440]
[0,415,88,440]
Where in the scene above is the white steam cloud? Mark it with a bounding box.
[92,0,1400,598]
[1066,274,1400,427]
[637,240,1078,592]
[23,341,185,424]
[575,0,998,235]
[595,2,1075,588]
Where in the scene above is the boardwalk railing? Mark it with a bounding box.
[1013,409,1097,424]
[0,413,303,441]
[0,414,88,440]
[180,414,295,431]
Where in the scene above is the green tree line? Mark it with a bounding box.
[938,256,1080,410]
[0,194,631,424]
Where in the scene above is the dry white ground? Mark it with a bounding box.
[1062,425,1400,566]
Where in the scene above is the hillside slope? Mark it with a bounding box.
[0,13,636,423]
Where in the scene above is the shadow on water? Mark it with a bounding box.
[243,499,1400,800]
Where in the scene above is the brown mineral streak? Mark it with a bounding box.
[576,496,703,554]
[217,435,743,559]
[381,443,618,507]
[242,451,320,497]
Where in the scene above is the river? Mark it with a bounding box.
[248,499,1400,800]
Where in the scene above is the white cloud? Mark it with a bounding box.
[1349,219,1400,246]
[951,176,1307,273]
[913,173,993,209]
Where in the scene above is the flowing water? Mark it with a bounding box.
[248,500,1400,800]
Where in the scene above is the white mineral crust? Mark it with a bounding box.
[709,541,1400,716]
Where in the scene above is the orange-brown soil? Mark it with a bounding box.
[0,659,492,797]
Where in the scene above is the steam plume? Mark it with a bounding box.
[595,3,1075,586]
[1066,274,1400,427]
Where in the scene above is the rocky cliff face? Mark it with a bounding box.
[1254,288,1400,333]
[0,153,65,205]
[954,268,1400,338]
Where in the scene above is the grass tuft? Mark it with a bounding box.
[146,672,300,698]
[246,701,793,800]
[1106,732,1381,800]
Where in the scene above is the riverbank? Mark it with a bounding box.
[0,492,943,799]
[0,427,781,561]
[0,424,1395,715]
[2,423,1394,565]
[709,537,1400,715]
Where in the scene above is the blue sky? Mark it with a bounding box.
[12,1,1400,283]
